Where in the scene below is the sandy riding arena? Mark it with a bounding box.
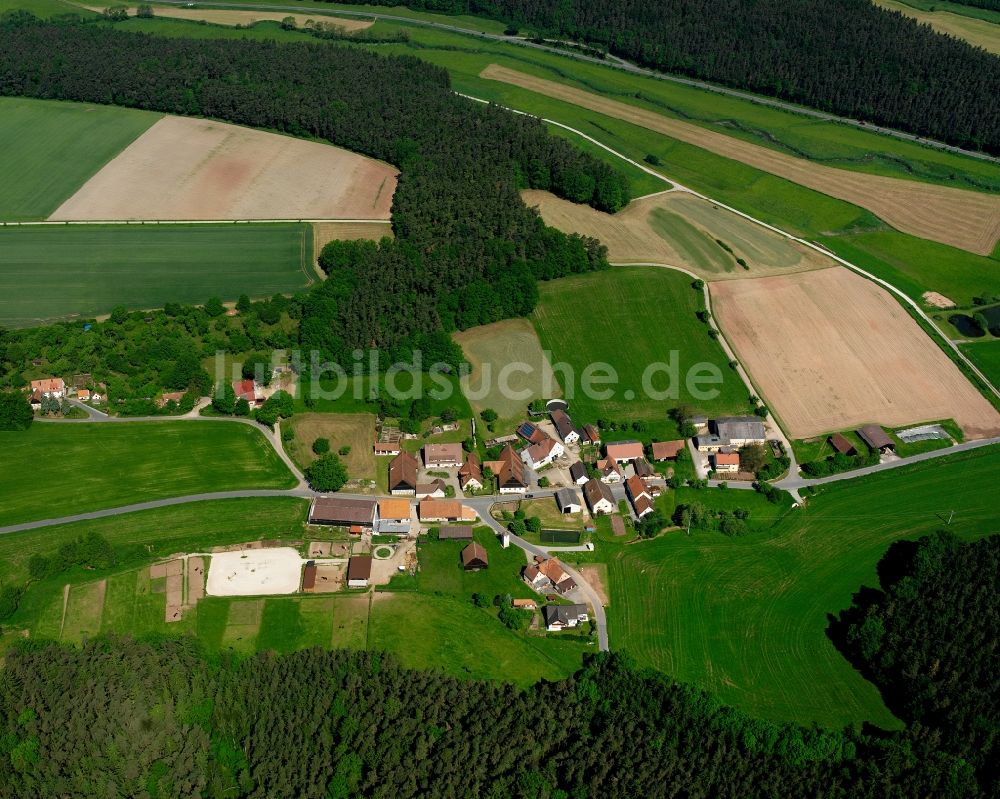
[485,65,1000,255]
[50,116,397,221]
[523,189,830,279]
[711,269,1000,439]
[206,547,304,597]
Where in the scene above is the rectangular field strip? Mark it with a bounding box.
[0,222,313,327]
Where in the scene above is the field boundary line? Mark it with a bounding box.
[143,0,1000,164]
[459,92,1000,405]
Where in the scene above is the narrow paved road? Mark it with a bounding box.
[145,0,999,163]
[777,436,1000,490]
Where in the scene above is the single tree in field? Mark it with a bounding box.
[305,453,348,492]
[312,437,330,455]
[0,391,33,431]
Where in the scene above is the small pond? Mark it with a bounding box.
[949,314,986,338]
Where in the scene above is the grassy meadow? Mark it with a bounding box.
[563,445,1000,729]
[453,318,561,426]
[0,223,313,327]
[0,96,159,220]
[531,267,751,434]
[962,339,1000,389]
[284,412,377,479]
[0,422,296,525]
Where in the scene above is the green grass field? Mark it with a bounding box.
[453,318,561,427]
[566,445,1000,729]
[531,267,750,433]
[0,223,314,327]
[0,422,296,525]
[962,339,1000,389]
[0,97,159,220]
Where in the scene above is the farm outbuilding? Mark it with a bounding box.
[857,424,895,453]
[461,542,489,571]
[829,433,857,456]
[347,556,372,588]
[310,497,376,527]
[554,487,582,514]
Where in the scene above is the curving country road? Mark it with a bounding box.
[470,498,609,651]
[144,0,1000,164]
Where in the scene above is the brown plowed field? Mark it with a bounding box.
[523,188,830,279]
[711,268,1000,439]
[50,116,397,221]
[484,65,1000,255]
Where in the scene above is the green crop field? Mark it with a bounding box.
[0,223,314,327]
[531,267,750,434]
[566,445,1000,729]
[0,422,296,526]
[0,97,159,220]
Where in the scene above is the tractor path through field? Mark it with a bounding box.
[142,0,1000,165]
[460,92,1000,409]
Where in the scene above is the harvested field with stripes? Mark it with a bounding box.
[484,64,1000,255]
[522,189,830,279]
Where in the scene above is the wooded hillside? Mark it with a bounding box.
[834,531,1000,795]
[0,16,627,368]
[0,643,981,797]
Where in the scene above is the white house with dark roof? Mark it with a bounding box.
[550,409,580,445]
[521,437,564,470]
[554,487,582,514]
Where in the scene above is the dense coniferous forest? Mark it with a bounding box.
[0,16,625,372]
[0,643,984,797]
[833,531,1000,795]
[345,0,1000,153]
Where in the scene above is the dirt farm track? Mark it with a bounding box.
[711,268,1000,440]
[50,116,397,222]
[484,65,1000,255]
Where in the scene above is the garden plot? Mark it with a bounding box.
[50,115,397,221]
